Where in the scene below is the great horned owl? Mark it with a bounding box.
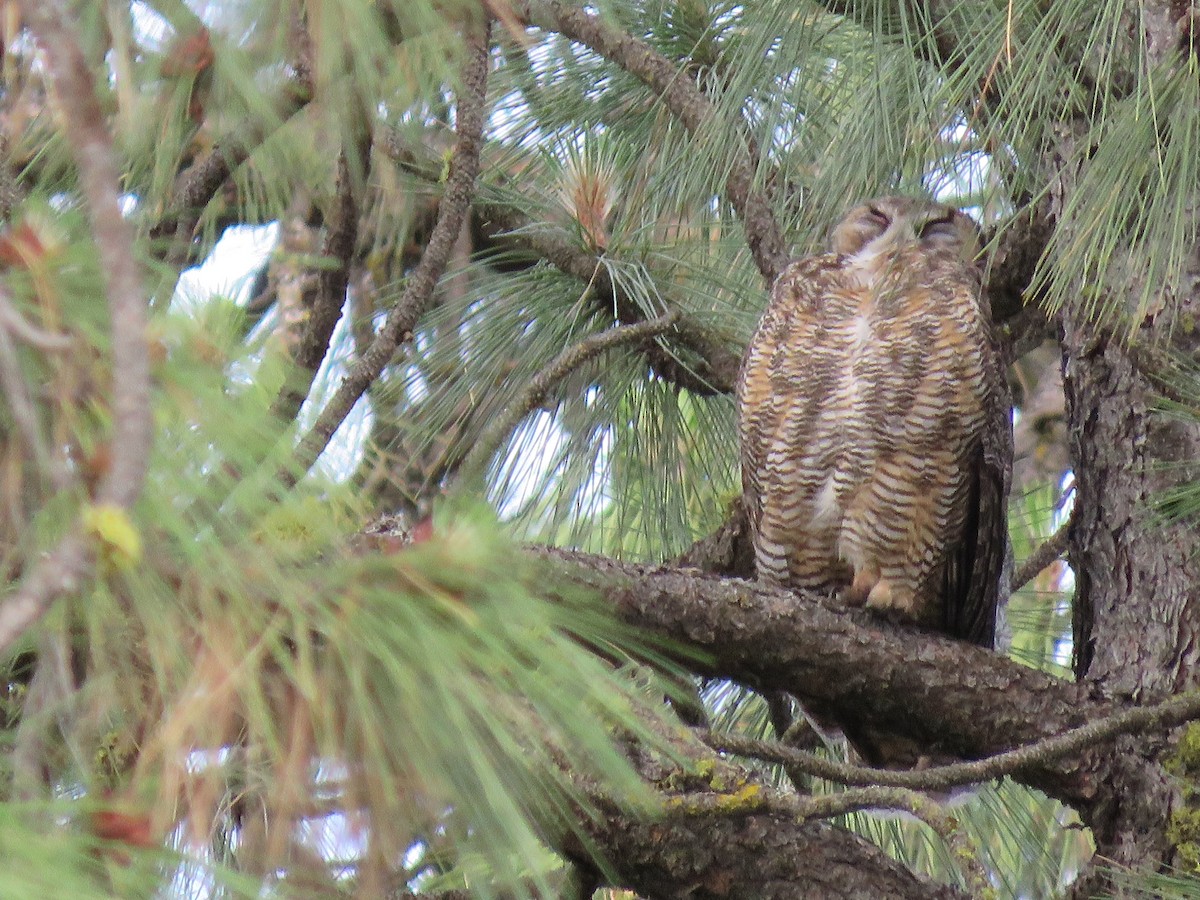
[737,196,1011,647]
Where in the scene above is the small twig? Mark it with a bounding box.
[0,315,67,490]
[698,687,1200,793]
[289,23,492,483]
[0,289,73,351]
[1012,515,1073,592]
[672,785,989,896]
[457,312,681,486]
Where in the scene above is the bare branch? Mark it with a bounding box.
[458,312,682,484]
[1013,515,1073,592]
[290,25,491,481]
[701,685,1200,792]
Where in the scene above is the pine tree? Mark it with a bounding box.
[2,1,1199,897]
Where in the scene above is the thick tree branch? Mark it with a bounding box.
[290,25,491,480]
[568,723,970,899]
[518,0,790,286]
[535,547,1131,814]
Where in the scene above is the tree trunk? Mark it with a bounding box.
[1056,96,1200,888]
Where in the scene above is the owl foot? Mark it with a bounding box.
[865,579,920,617]
[865,579,893,609]
[843,567,880,607]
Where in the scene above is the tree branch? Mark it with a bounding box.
[458,312,682,483]
[669,783,988,895]
[1013,515,1073,592]
[985,199,1054,325]
[474,201,742,394]
[0,1,154,659]
[27,5,151,507]
[534,547,1138,815]
[271,133,372,424]
[378,133,744,396]
[518,0,790,286]
[147,9,315,268]
[0,296,61,489]
[700,684,1200,793]
[290,25,491,481]
[568,722,971,899]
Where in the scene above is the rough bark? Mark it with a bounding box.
[1057,199,1200,888]
[536,547,1143,814]
[578,813,966,900]
[1046,1,1200,887]
[566,728,969,900]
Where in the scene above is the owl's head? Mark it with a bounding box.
[829,196,980,268]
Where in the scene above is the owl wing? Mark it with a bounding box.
[736,256,840,585]
[939,308,1013,648]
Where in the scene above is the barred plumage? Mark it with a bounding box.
[737,196,1011,646]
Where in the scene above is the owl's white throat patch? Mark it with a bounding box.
[845,241,902,288]
[851,312,873,349]
[844,241,892,283]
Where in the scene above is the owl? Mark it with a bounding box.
[737,196,1011,647]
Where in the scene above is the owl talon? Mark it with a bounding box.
[866,579,922,617]
[864,579,894,610]
[844,567,879,607]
